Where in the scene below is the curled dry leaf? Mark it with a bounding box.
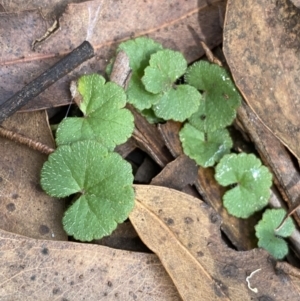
[130,185,300,301]
[223,0,300,161]
[0,229,181,301]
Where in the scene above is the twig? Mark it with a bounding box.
[0,41,94,123]
[200,41,223,67]
[276,204,300,232]
[0,126,54,155]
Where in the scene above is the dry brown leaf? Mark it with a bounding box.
[0,0,226,111]
[0,111,66,241]
[223,0,300,160]
[0,228,181,301]
[93,221,150,252]
[130,106,173,167]
[130,185,300,300]
[276,261,300,291]
[151,155,198,191]
[0,0,86,17]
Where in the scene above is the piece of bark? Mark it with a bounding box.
[130,109,174,167]
[0,111,66,240]
[158,121,183,158]
[181,184,202,198]
[114,137,137,158]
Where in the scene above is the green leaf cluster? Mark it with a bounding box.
[115,38,201,122]
[56,74,134,151]
[41,141,134,241]
[179,124,232,167]
[41,74,135,241]
[38,37,294,259]
[185,61,241,132]
[255,209,295,259]
[179,60,241,168]
[116,38,242,167]
[117,37,163,111]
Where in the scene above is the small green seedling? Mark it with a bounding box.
[142,49,201,121]
[215,153,272,218]
[185,61,241,132]
[116,37,163,111]
[115,37,201,122]
[255,209,295,259]
[56,74,134,151]
[179,123,232,167]
[41,74,135,241]
[41,140,134,241]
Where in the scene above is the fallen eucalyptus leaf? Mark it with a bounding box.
[130,185,300,300]
[223,0,300,160]
[0,229,181,300]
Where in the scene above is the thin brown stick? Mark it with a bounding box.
[200,41,223,67]
[276,204,300,232]
[0,41,94,123]
[0,126,55,155]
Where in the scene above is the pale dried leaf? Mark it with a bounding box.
[0,229,181,300]
[130,185,300,300]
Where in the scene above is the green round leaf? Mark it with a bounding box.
[142,49,187,94]
[126,73,161,110]
[41,141,135,241]
[179,123,232,167]
[118,37,163,110]
[119,37,163,75]
[215,153,272,218]
[186,61,241,132]
[152,85,201,122]
[139,108,164,124]
[56,74,134,150]
[255,209,295,259]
